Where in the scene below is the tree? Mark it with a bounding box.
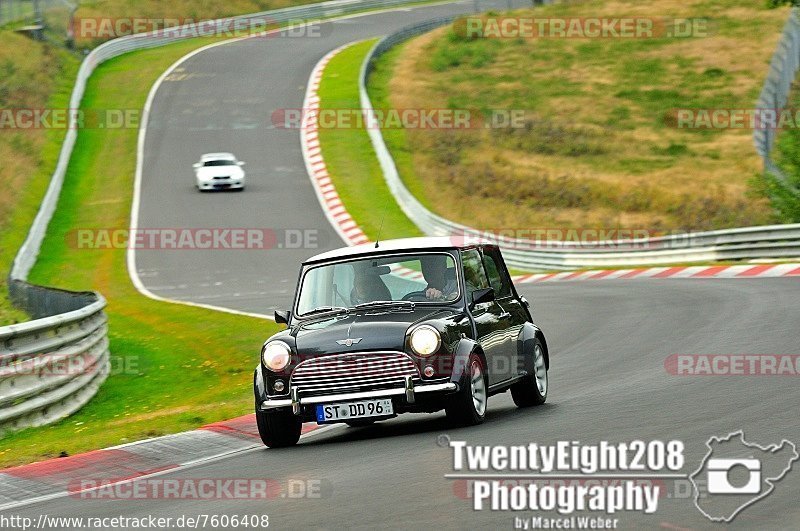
[768,1,800,8]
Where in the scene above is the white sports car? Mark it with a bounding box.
[193,153,246,191]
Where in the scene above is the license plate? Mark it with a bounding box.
[315,398,393,423]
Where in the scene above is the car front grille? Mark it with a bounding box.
[291,351,420,397]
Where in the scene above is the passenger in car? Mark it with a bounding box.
[351,271,391,305]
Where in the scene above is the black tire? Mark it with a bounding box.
[510,338,548,407]
[445,353,487,426]
[255,406,302,447]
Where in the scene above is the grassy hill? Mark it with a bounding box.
[370,0,790,234]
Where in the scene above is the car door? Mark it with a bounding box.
[460,248,511,386]
[481,245,528,380]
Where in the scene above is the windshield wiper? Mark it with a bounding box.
[354,300,415,310]
[303,306,350,316]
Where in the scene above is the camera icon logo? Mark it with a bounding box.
[706,458,761,494]
[690,431,798,522]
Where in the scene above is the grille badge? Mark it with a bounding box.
[336,337,363,347]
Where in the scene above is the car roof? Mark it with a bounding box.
[200,152,237,161]
[304,236,494,264]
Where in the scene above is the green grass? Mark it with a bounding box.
[316,39,422,240]
[0,38,282,468]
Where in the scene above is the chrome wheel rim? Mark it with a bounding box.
[533,344,548,396]
[470,360,487,416]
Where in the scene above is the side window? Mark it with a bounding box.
[482,247,512,298]
[460,249,490,299]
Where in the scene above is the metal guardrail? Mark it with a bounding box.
[0,282,108,435]
[359,16,800,270]
[1,0,434,434]
[754,7,800,195]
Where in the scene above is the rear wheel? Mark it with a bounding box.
[255,406,302,447]
[445,353,487,426]
[511,339,548,407]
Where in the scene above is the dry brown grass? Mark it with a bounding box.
[380,0,790,233]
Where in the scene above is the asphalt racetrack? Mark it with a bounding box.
[13,0,800,528]
[11,279,800,528]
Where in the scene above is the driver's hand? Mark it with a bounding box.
[425,287,442,300]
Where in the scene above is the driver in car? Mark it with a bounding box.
[421,255,458,301]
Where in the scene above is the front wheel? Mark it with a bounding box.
[255,406,302,447]
[511,339,548,407]
[445,353,487,426]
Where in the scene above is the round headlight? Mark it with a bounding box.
[262,341,291,371]
[410,325,441,357]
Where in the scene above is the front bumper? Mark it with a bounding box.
[197,178,244,190]
[260,381,458,413]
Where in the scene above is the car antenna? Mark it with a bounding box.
[374,215,385,248]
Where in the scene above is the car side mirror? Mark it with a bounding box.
[274,310,290,325]
[193,162,201,169]
[520,296,530,308]
[470,287,495,308]
[237,161,245,166]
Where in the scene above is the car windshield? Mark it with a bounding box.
[296,253,459,316]
[203,159,236,166]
